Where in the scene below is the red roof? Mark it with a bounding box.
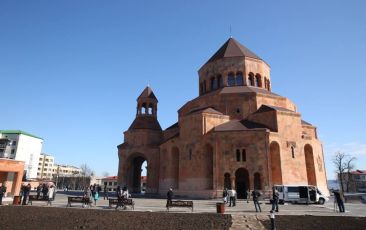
[104,176,118,180]
[351,170,366,175]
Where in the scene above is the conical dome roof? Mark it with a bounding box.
[205,38,262,65]
[137,86,158,102]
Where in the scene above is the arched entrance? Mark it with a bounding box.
[304,144,317,185]
[130,155,147,193]
[270,141,282,185]
[235,168,249,199]
[224,173,231,189]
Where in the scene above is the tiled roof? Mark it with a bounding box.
[128,116,162,131]
[351,170,366,175]
[138,86,158,101]
[215,119,270,132]
[205,38,262,65]
[188,107,223,115]
[219,86,280,97]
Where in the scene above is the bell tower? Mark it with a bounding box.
[136,86,158,117]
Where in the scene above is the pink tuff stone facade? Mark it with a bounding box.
[117,38,329,198]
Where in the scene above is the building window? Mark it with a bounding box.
[255,74,262,87]
[12,141,17,146]
[217,75,223,88]
[236,149,241,162]
[109,182,112,186]
[236,72,244,86]
[104,182,107,186]
[241,149,246,162]
[203,80,207,92]
[291,146,295,158]
[189,149,192,160]
[210,77,217,90]
[228,73,235,86]
[11,149,15,154]
[248,73,255,86]
[114,182,117,186]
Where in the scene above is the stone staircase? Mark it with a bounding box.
[230,214,267,230]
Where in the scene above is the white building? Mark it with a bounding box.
[0,130,43,179]
[37,153,55,179]
[53,164,83,177]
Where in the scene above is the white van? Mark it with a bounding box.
[273,185,328,205]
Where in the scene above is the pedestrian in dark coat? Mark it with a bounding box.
[252,190,261,212]
[0,182,7,205]
[271,188,279,212]
[334,190,345,212]
[22,183,31,205]
[166,187,173,208]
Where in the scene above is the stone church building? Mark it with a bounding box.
[117,38,328,198]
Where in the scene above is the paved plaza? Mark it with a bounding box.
[5,191,364,217]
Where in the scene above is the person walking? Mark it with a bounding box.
[252,190,262,212]
[166,187,173,208]
[222,188,228,204]
[271,188,279,212]
[103,185,108,200]
[83,186,91,208]
[246,189,250,203]
[0,182,6,205]
[229,189,236,207]
[333,190,345,212]
[36,184,42,199]
[47,185,55,206]
[22,183,31,205]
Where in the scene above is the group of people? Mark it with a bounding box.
[222,187,280,213]
[115,185,130,209]
[83,183,103,206]
[21,183,55,205]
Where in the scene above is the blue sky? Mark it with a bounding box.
[1,0,365,179]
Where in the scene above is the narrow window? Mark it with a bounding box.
[189,149,192,160]
[210,77,217,90]
[203,80,207,92]
[236,72,244,86]
[241,149,246,161]
[291,146,295,158]
[228,73,235,86]
[248,73,255,86]
[217,75,223,88]
[255,74,262,87]
[236,149,241,162]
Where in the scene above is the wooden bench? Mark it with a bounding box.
[28,195,52,206]
[109,198,135,210]
[66,196,92,207]
[166,200,194,212]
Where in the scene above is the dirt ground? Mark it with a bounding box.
[0,206,232,230]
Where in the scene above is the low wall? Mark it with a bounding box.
[260,215,366,230]
[0,206,232,230]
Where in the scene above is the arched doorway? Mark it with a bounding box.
[224,173,231,189]
[171,146,180,189]
[131,155,147,193]
[204,144,213,189]
[235,168,249,199]
[270,141,282,185]
[304,144,317,185]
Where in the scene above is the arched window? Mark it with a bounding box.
[217,75,223,88]
[228,73,235,86]
[210,77,217,90]
[142,103,147,114]
[148,103,153,115]
[267,80,271,91]
[248,73,255,86]
[255,74,262,87]
[236,72,244,86]
[264,78,268,89]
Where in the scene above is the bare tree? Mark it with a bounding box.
[80,163,93,189]
[333,152,356,193]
